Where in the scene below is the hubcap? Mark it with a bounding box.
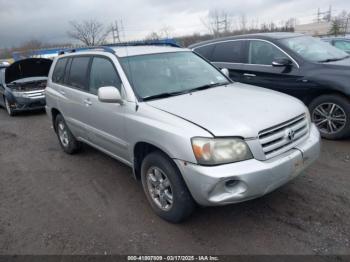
[58,121,69,147]
[146,167,173,211]
[312,103,347,135]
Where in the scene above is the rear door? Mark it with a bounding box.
[58,56,92,139]
[240,40,307,100]
[194,40,246,82]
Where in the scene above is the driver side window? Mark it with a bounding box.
[249,40,288,65]
[89,57,122,95]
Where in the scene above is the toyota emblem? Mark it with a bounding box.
[286,129,295,141]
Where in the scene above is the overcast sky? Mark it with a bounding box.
[0,0,349,48]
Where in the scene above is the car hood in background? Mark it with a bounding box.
[147,83,306,138]
[5,58,52,84]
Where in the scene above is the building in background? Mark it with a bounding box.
[295,21,332,36]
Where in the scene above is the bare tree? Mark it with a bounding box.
[67,19,110,46]
[202,10,232,37]
[239,14,247,33]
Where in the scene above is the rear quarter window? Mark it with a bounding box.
[194,45,215,60]
[211,41,243,63]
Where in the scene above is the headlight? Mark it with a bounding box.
[12,91,27,98]
[191,137,253,165]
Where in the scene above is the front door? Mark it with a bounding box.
[83,56,128,161]
[241,40,308,101]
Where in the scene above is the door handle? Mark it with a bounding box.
[243,73,256,77]
[59,89,65,95]
[83,99,92,106]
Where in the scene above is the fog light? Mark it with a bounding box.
[225,179,239,189]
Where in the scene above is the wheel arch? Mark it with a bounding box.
[133,141,176,180]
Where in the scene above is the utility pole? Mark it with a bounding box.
[111,21,121,44]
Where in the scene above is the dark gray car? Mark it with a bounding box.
[0,58,52,116]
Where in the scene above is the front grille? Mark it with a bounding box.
[258,114,309,159]
[24,90,45,99]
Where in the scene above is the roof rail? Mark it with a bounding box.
[58,46,116,55]
[105,38,181,48]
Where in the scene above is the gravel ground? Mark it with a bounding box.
[0,109,349,255]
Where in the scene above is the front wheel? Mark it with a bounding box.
[4,97,15,116]
[141,151,196,223]
[309,94,350,140]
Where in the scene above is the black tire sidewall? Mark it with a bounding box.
[309,94,350,140]
[141,151,195,223]
[55,114,80,154]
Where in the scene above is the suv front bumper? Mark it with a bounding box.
[175,124,321,206]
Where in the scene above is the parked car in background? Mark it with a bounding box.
[321,37,350,54]
[45,45,320,222]
[190,33,350,140]
[0,61,10,69]
[0,58,52,116]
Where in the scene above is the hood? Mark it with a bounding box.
[5,58,52,84]
[320,57,350,68]
[147,83,306,138]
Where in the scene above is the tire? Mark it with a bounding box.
[309,94,350,140]
[4,97,15,117]
[55,114,81,154]
[141,151,196,223]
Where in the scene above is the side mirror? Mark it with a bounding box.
[272,57,293,67]
[98,86,123,104]
[221,68,230,77]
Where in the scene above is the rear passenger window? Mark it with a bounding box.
[67,57,90,90]
[89,57,121,95]
[52,58,68,84]
[211,41,243,63]
[194,45,215,60]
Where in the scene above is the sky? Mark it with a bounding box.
[0,0,349,48]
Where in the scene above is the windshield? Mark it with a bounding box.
[280,36,349,62]
[120,52,229,100]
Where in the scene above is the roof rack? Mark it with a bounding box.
[58,46,116,55]
[57,39,181,56]
[105,38,181,48]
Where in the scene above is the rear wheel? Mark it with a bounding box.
[309,94,350,139]
[4,97,15,116]
[141,151,196,223]
[55,114,81,154]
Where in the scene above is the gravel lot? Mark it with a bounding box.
[0,109,349,255]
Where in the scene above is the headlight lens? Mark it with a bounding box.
[191,137,253,165]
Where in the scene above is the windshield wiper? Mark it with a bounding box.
[142,82,228,101]
[186,82,228,93]
[318,56,350,63]
[142,91,188,101]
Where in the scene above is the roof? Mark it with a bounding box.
[111,46,189,57]
[189,32,305,48]
[57,45,189,58]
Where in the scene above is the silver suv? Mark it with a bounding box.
[45,45,321,222]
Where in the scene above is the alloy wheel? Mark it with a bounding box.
[58,121,70,147]
[146,166,173,211]
[312,102,347,134]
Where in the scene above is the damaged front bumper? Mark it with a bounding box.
[175,124,321,206]
[7,90,46,112]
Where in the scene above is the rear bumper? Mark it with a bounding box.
[175,124,321,206]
